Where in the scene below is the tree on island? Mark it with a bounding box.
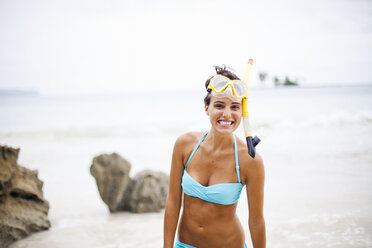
[258,72,268,85]
[273,76,280,87]
[283,76,299,86]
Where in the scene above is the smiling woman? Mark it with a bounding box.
[205,71,244,135]
[163,65,266,248]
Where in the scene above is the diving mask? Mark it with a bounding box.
[208,75,248,99]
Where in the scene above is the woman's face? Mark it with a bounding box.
[205,95,242,134]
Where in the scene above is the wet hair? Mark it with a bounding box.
[204,65,241,106]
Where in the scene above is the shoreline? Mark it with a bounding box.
[10,207,372,248]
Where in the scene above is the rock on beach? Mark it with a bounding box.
[90,153,169,213]
[0,145,50,248]
[90,153,132,212]
[126,170,169,213]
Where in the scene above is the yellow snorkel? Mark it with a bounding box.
[242,59,260,158]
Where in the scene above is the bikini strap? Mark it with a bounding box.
[234,135,241,183]
[184,132,208,169]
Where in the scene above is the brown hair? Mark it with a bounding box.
[204,65,241,106]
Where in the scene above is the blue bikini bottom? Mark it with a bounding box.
[175,238,247,248]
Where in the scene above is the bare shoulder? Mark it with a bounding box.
[173,132,203,168]
[235,136,265,183]
[174,131,205,148]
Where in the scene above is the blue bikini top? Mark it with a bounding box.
[181,133,244,205]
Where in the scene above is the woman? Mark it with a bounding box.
[163,66,266,248]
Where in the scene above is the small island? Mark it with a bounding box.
[0,89,39,97]
[258,72,299,87]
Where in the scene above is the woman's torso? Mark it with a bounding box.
[178,132,245,248]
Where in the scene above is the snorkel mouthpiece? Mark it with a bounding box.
[242,59,260,159]
[246,136,261,158]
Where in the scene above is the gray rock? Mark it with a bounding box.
[90,153,131,212]
[126,170,169,213]
[90,153,169,213]
[0,145,50,248]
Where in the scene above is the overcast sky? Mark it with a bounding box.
[1,0,371,95]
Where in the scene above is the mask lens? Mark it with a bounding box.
[210,75,229,92]
[232,81,248,97]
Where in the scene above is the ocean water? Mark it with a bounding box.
[1,85,372,247]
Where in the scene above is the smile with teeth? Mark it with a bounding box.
[218,120,234,126]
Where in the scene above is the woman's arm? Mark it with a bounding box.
[246,153,266,248]
[163,135,187,248]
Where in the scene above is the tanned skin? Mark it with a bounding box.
[163,96,266,248]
